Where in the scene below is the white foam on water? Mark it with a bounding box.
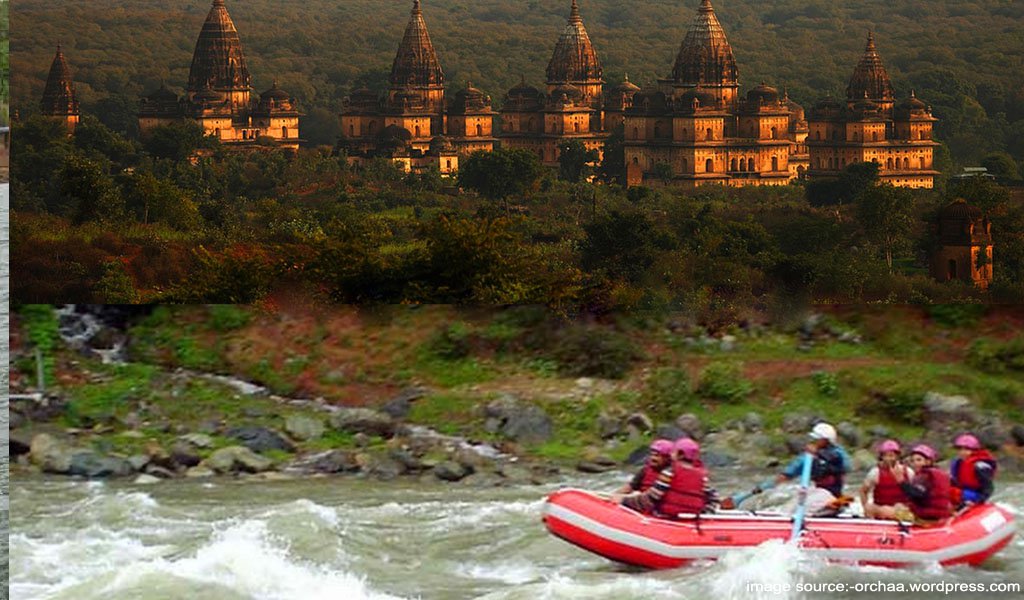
[474,572,678,600]
[276,498,340,528]
[706,539,822,600]
[454,560,543,585]
[101,519,407,600]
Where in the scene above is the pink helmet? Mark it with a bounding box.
[649,439,674,456]
[675,437,701,461]
[877,439,901,456]
[910,444,937,462]
[953,433,981,450]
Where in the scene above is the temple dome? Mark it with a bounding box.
[747,82,780,104]
[672,0,738,86]
[846,32,895,101]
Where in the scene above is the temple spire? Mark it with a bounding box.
[187,0,251,95]
[390,0,444,86]
[673,0,738,86]
[546,0,603,84]
[846,30,894,101]
[41,44,79,117]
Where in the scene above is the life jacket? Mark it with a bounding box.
[951,450,997,504]
[811,446,846,497]
[910,466,953,521]
[657,460,707,517]
[637,463,662,491]
[873,463,910,506]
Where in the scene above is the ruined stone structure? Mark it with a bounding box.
[340,0,495,174]
[931,199,993,289]
[40,44,80,133]
[138,0,300,151]
[807,33,939,189]
[499,1,633,168]
[622,0,808,188]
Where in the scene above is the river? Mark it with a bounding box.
[7,470,1023,600]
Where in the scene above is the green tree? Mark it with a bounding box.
[981,152,1020,180]
[94,259,140,303]
[558,139,599,183]
[807,162,880,219]
[855,184,915,272]
[598,124,626,184]
[57,152,124,224]
[143,121,214,162]
[458,148,543,209]
[121,171,201,230]
[580,210,656,284]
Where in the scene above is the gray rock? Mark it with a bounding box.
[10,410,25,430]
[743,412,764,433]
[204,446,274,474]
[197,420,221,435]
[626,412,654,433]
[29,433,75,474]
[132,474,162,485]
[179,433,214,448]
[701,451,738,468]
[923,392,977,433]
[329,408,397,438]
[127,454,151,472]
[311,450,361,474]
[496,463,533,484]
[655,424,686,442]
[143,465,177,479]
[226,426,296,454]
[782,412,815,434]
[68,452,135,478]
[1011,424,1024,447]
[976,422,1008,450]
[434,460,470,482]
[284,415,325,441]
[597,412,622,439]
[381,387,428,419]
[837,422,862,448]
[851,449,876,471]
[365,454,405,480]
[170,441,203,468]
[785,435,807,455]
[625,444,650,466]
[185,466,216,478]
[675,413,704,440]
[10,432,33,456]
[867,425,891,440]
[576,459,618,474]
[483,397,553,444]
[720,335,737,352]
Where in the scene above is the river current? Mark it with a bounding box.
[8,470,1023,600]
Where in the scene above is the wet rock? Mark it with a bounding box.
[576,457,618,474]
[227,426,296,454]
[29,433,75,474]
[68,452,134,478]
[132,474,162,485]
[364,454,405,480]
[743,412,764,433]
[1011,424,1024,447]
[381,387,428,419]
[453,448,491,472]
[785,435,807,455]
[625,444,650,466]
[127,454,151,472]
[851,449,876,471]
[923,392,977,434]
[626,412,654,433]
[143,465,177,479]
[434,460,470,482]
[311,450,361,474]
[976,421,1009,450]
[866,425,891,440]
[284,415,325,442]
[204,446,273,474]
[179,433,214,449]
[837,422,862,448]
[329,408,397,438]
[483,397,553,444]
[170,440,202,468]
[674,413,704,440]
[496,463,533,484]
[10,433,33,456]
[597,412,622,439]
[185,466,216,478]
[10,410,25,430]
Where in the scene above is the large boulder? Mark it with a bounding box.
[226,426,296,454]
[284,415,325,442]
[483,396,553,444]
[311,450,361,474]
[329,408,396,438]
[674,413,704,440]
[381,387,428,420]
[836,421,862,448]
[68,452,135,478]
[170,440,203,468]
[923,392,979,438]
[655,424,686,442]
[434,461,470,482]
[29,434,75,474]
[204,446,274,473]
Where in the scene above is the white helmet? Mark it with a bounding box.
[810,422,837,444]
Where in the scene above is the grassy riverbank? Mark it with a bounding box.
[10,304,1024,470]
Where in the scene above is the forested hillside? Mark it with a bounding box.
[10,0,1024,168]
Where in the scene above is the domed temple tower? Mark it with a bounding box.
[40,44,80,133]
[138,0,300,151]
[500,1,618,167]
[623,1,797,188]
[808,33,938,188]
[931,199,993,289]
[341,1,495,170]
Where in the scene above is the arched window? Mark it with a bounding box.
[919,157,926,169]
[681,157,688,171]
[750,125,756,136]
[947,259,957,281]
[919,130,927,140]
[528,118,535,131]
[730,158,738,171]
[903,157,910,169]
[706,158,714,173]
[654,124,662,138]
[706,127,713,141]
[748,158,756,171]
[476,123,483,136]
[771,156,779,171]
[886,158,893,169]
[872,131,879,141]
[349,124,354,136]
[633,127,639,139]
[446,160,452,170]
[854,132,860,141]
[632,156,639,165]
[770,126,777,140]
[214,128,220,138]
[539,150,544,160]
[815,131,821,141]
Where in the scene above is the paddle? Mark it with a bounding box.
[790,452,814,541]
[720,478,777,509]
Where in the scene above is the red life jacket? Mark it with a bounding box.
[873,463,910,506]
[911,466,953,520]
[953,450,998,491]
[638,464,662,491]
[657,460,707,517]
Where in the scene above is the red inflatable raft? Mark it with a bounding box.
[542,489,1016,569]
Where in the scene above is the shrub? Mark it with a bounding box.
[696,362,753,403]
[426,322,474,360]
[967,338,1024,373]
[863,387,926,425]
[208,305,252,332]
[549,325,640,380]
[927,304,987,327]
[642,367,693,420]
[813,371,839,397]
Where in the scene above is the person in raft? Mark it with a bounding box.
[774,422,851,497]
[613,437,710,518]
[859,439,915,520]
[950,433,998,508]
[616,439,673,494]
[894,444,953,523]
